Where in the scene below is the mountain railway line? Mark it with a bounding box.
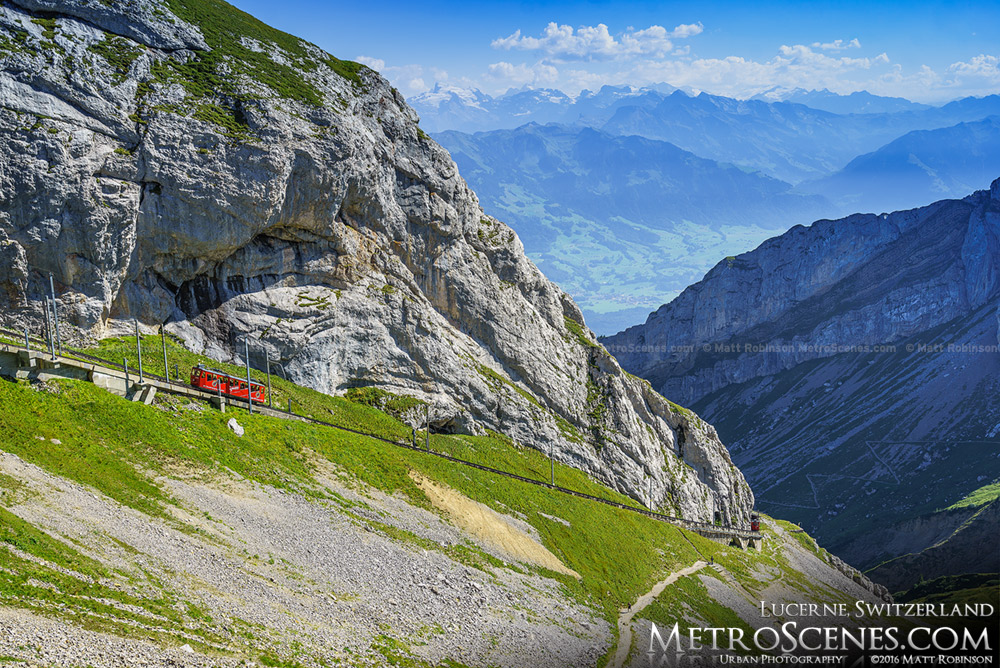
[0,327,760,545]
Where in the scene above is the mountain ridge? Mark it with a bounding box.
[801,116,1000,216]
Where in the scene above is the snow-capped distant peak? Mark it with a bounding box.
[749,86,810,103]
[410,85,492,109]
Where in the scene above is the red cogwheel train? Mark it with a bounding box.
[190,364,266,403]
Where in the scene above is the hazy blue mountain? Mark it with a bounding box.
[802,116,1000,215]
[752,87,933,114]
[434,123,830,334]
[601,91,1000,184]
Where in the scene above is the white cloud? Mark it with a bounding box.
[487,61,560,86]
[356,55,385,71]
[670,23,704,39]
[776,44,888,71]
[491,21,701,60]
[811,38,861,51]
[948,54,1000,80]
[546,43,899,100]
[621,25,673,57]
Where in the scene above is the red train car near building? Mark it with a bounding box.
[190,364,266,403]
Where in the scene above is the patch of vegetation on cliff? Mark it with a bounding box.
[476,217,513,246]
[474,363,585,443]
[191,102,253,140]
[476,363,541,410]
[345,386,424,422]
[774,518,829,561]
[0,26,34,57]
[564,316,596,349]
[164,0,367,104]
[29,17,63,56]
[129,0,372,138]
[585,376,610,449]
[87,35,143,84]
[294,292,332,310]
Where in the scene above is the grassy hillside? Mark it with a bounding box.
[0,334,886,666]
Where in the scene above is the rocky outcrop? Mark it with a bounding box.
[826,553,892,603]
[0,0,753,522]
[605,179,1000,406]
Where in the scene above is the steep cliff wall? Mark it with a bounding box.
[0,0,752,522]
[606,179,1000,406]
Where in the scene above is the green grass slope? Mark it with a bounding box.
[0,334,887,665]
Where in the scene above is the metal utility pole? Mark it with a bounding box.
[160,325,169,385]
[135,320,143,383]
[425,403,430,451]
[23,327,29,353]
[265,349,272,407]
[49,274,61,355]
[44,298,54,360]
[244,338,253,415]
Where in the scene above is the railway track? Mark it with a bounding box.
[0,326,760,541]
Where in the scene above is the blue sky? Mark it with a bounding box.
[229,0,1000,103]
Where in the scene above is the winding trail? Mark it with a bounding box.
[609,561,708,668]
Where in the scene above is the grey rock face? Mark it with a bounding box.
[606,180,1000,405]
[9,0,207,51]
[0,0,753,523]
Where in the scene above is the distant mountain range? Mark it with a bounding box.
[600,91,1000,184]
[414,87,999,184]
[800,116,1000,215]
[411,84,945,134]
[750,87,933,114]
[411,83,678,133]
[434,124,829,334]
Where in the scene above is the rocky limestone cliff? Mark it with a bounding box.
[605,178,1000,405]
[0,0,752,523]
